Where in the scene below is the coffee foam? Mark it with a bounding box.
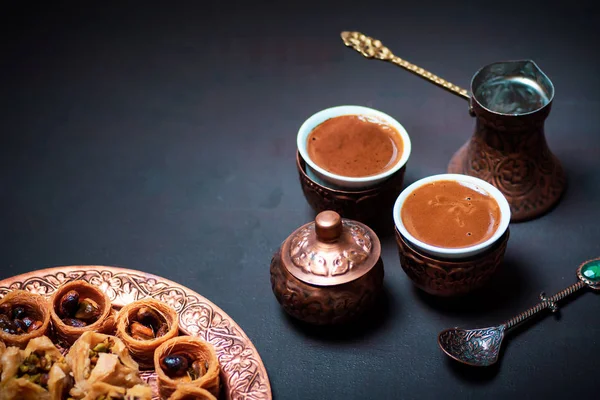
[306,115,403,178]
[400,180,501,249]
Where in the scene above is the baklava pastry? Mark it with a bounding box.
[0,336,72,400]
[115,299,179,369]
[123,384,153,400]
[80,382,152,400]
[168,386,218,400]
[0,346,21,383]
[154,336,220,399]
[50,280,116,346]
[0,340,6,375]
[66,332,142,398]
[0,290,51,348]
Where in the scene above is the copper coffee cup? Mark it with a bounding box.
[395,227,510,296]
[297,152,406,230]
[297,105,411,190]
[393,174,511,296]
[295,105,411,229]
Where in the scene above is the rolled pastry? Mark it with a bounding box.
[80,382,152,400]
[50,280,116,346]
[65,331,142,398]
[0,336,71,400]
[168,386,218,400]
[0,290,51,348]
[154,336,220,399]
[115,298,179,369]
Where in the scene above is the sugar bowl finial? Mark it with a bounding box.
[314,211,343,242]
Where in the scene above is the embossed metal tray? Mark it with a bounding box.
[0,265,272,400]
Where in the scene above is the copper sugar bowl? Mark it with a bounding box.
[270,210,384,325]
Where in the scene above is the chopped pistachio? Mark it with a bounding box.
[26,353,40,365]
[28,373,41,383]
[93,342,109,353]
[74,298,101,320]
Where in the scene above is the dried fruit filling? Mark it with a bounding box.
[160,353,209,381]
[128,306,168,341]
[0,304,43,335]
[17,350,56,389]
[58,290,102,327]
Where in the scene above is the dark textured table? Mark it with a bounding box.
[1,2,599,399]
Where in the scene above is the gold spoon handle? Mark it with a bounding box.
[341,31,471,101]
[503,281,587,331]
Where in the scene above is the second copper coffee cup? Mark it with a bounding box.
[296,105,411,227]
[297,105,411,190]
[393,174,511,296]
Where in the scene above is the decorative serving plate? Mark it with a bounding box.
[0,265,272,400]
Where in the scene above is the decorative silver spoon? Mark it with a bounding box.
[438,258,600,367]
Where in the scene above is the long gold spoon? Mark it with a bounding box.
[341,31,471,102]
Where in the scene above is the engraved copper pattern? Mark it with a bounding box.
[438,325,505,367]
[448,82,566,222]
[270,250,384,325]
[285,216,377,286]
[289,223,370,278]
[395,228,509,297]
[297,152,405,230]
[0,266,272,400]
[438,258,599,367]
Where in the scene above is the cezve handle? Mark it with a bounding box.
[341,31,471,102]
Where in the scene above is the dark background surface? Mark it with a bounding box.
[1,1,599,399]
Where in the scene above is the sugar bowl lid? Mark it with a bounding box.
[280,211,381,286]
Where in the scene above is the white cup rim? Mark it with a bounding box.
[393,173,511,259]
[297,105,412,186]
